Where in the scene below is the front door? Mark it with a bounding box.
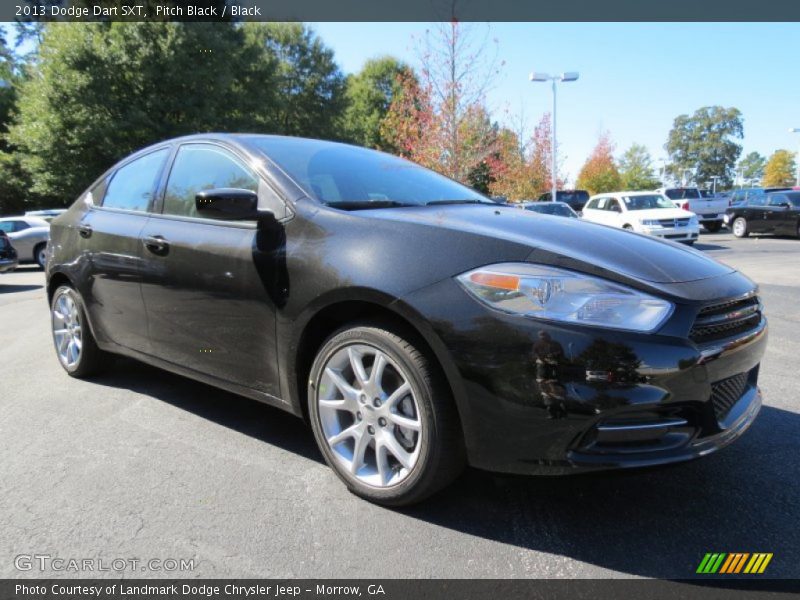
[138,143,283,397]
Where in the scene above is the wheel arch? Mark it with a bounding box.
[290,296,467,439]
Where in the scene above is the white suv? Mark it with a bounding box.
[582,191,700,245]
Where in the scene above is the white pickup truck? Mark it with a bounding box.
[655,187,729,232]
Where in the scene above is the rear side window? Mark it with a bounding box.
[163,144,259,218]
[103,148,170,211]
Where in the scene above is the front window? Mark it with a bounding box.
[248,137,488,209]
[163,144,259,217]
[622,194,675,210]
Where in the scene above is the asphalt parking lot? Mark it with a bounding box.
[1,231,798,580]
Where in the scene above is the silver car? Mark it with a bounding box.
[0,216,50,268]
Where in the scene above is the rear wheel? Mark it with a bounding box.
[704,221,723,233]
[34,243,47,269]
[732,217,749,238]
[308,323,465,506]
[50,285,108,377]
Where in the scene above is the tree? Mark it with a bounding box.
[665,106,743,188]
[382,22,501,184]
[341,56,411,150]
[576,133,621,195]
[244,23,346,141]
[738,151,767,183]
[762,149,797,187]
[618,143,660,190]
[8,22,346,207]
[487,113,560,201]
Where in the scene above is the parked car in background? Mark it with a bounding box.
[582,191,699,244]
[657,187,728,232]
[521,201,579,218]
[726,191,800,238]
[45,134,766,505]
[536,190,590,213]
[25,209,67,222]
[0,216,50,268]
[0,230,19,273]
[728,187,792,208]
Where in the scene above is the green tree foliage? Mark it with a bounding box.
[618,143,660,190]
[665,106,743,188]
[8,22,346,207]
[341,56,411,150]
[762,149,797,187]
[738,151,766,183]
[244,23,346,141]
[576,132,621,195]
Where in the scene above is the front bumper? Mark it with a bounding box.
[399,277,768,476]
[639,225,700,242]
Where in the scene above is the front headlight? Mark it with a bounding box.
[456,263,673,333]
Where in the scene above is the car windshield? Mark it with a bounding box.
[248,137,491,209]
[664,188,701,200]
[525,203,577,217]
[622,195,675,210]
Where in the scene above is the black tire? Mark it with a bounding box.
[50,284,109,377]
[34,243,47,269]
[623,224,633,231]
[732,217,749,238]
[308,323,465,506]
[703,221,723,233]
[683,240,696,246]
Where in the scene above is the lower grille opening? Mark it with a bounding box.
[710,372,750,421]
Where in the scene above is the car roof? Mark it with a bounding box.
[590,191,662,198]
[0,216,49,226]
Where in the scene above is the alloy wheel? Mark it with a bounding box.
[733,218,746,237]
[316,344,422,488]
[51,289,83,369]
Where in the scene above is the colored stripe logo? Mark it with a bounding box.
[696,553,773,574]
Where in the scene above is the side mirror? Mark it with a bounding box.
[780,202,792,209]
[195,188,268,221]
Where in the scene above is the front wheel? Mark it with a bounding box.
[308,324,465,506]
[50,285,108,377]
[703,221,723,233]
[732,217,749,238]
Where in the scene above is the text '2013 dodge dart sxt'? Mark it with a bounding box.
[46,134,767,505]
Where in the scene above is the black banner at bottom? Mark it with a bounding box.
[2,579,800,600]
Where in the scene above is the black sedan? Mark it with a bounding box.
[726,190,800,238]
[0,230,18,273]
[521,201,579,218]
[46,134,767,506]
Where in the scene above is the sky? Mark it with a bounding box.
[312,22,800,185]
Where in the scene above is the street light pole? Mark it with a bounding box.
[551,78,558,203]
[530,72,579,201]
[790,128,800,187]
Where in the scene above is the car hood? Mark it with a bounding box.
[361,204,734,285]
[625,208,695,220]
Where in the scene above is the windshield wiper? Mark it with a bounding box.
[323,200,416,210]
[425,199,493,206]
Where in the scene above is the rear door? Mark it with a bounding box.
[765,194,794,235]
[139,142,285,397]
[76,146,170,352]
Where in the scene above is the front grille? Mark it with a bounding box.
[690,295,762,344]
[710,372,749,420]
[657,218,691,228]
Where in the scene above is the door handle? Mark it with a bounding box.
[78,224,92,238]
[143,235,169,254]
